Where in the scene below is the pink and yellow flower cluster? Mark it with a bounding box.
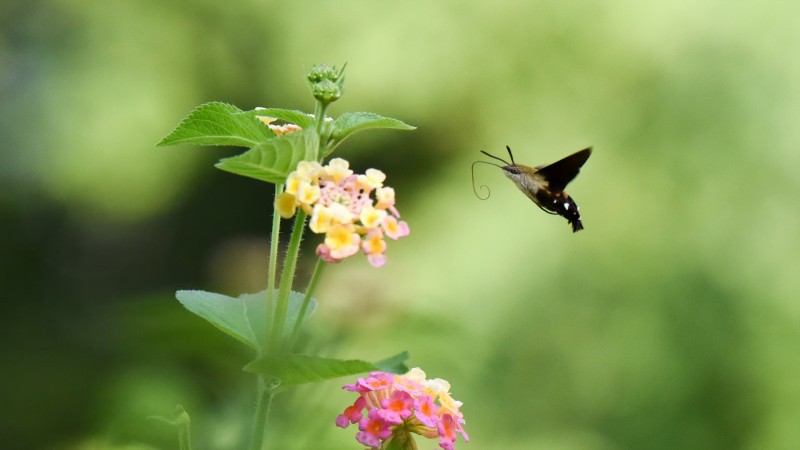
[275,158,409,267]
[336,368,468,450]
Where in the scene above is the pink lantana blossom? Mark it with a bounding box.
[336,368,468,450]
[336,396,367,428]
[357,408,394,448]
[362,229,388,268]
[438,414,460,450]
[379,390,414,423]
[277,158,409,267]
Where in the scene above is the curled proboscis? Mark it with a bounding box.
[471,160,502,200]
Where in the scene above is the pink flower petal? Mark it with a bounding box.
[316,244,342,264]
[336,397,366,428]
[379,390,414,423]
[413,395,439,428]
[368,254,387,267]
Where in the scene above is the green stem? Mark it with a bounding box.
[314,101,329,159]
[148,406,192,450]
[265,183,284,353]
[289,257,326,347]
[249,377,276,450]
[178,425,191,450]
[269,209,307,353]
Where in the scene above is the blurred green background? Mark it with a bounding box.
[2,1,799,449]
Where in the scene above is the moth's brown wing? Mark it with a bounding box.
[536,147,592,192]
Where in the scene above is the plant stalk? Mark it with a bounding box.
[314,101,329,159]
[268,209,307,353]
[249,377,275,450]
[178,424,192,450]
[265,183,284,353]
[289,257,326,347]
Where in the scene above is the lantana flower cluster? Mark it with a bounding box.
[275,158,409,267]
[336,368,469,450]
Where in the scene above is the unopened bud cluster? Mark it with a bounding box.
[307,64,345,104]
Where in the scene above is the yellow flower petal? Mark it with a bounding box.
[360,205,387,229]
[310,204,333,234]
[327,202,355,224]
[326,158,353,184]
[256,116,277,125]
[363,232,386,254]
[297,183,321,205]
[285,172,307,195]
[357,168,386,190]
[296,161,324,178]
[325,224,360,259]
[274,192,297,219]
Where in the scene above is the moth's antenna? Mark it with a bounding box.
[505,145,516,165]
[471,159,502,200]
[480,150,510,166]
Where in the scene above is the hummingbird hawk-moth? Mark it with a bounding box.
[472,146,592,232]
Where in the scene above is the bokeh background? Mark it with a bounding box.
[2,1,799,449]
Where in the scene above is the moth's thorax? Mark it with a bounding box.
[502,165,546,198]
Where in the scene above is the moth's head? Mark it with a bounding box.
[479,146,528,183]
[501,164,533,189]
[472,146,529,200]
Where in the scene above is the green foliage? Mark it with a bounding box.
[175,289,317,353]
[157,103,414,184]
[329,112,415,153]
[157,103,324,185]
[244,352,409,385]
[332,112,415,139]
[215,129,319,183]
[157,102,273,148]
[373,351,411,373]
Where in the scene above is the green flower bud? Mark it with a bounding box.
[307,64,339,83]
[312,79,341,102]
[307,63,346,105]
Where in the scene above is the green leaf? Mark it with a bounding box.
[236,108,315,129]
[241,290,317,350]
[244,351,410,385]
[176,288,317,352]
[176,290,256,348]
[374,351,410,374]
[331,112,415,141]
[157,102,273,148]
[215,129,319,184]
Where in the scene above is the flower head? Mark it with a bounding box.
[277,158,410,267]
[337,368,468,450]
